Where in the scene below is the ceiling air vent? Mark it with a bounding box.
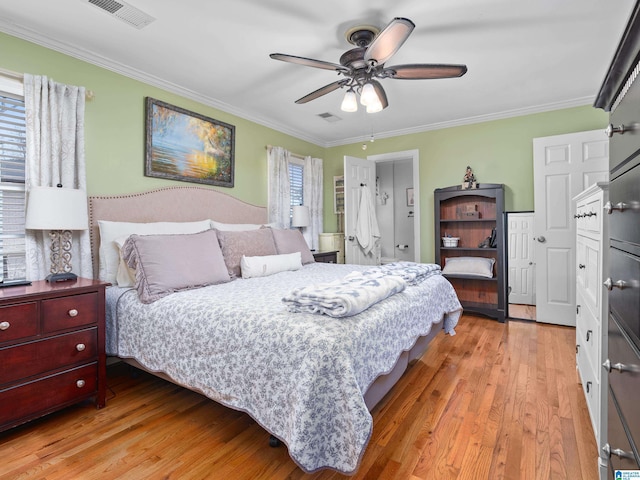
[317,112,342,123]
[83,0,155,29]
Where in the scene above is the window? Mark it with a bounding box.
[289,159,304,226]
[0,91,27,283]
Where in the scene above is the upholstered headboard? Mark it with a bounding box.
[88,186,268,279]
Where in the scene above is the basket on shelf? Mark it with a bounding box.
[442,237,460,247]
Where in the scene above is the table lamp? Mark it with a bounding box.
[25,185,88,282]
[291,205,310,231]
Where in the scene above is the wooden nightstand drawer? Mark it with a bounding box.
[42,292,98,333]
[0,328,97,385]
[0,302,38,343]
[313,250,338,263]
[0,363,98,429]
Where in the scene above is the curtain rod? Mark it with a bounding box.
[0,67,95,100]
[265,144,305,161]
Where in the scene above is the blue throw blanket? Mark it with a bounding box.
[282,271,406,318]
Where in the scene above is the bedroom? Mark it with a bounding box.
[0,1,638,479]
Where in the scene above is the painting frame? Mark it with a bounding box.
[144,97,235,187]
[406,187,414,206]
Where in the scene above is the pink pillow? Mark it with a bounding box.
[121,229,230,303]
[270,228,315,265]
[216,228,278,278]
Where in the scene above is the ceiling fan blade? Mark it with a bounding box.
[370,80,388,109]
[295,80,349,104]
[270,53,349,73]
[364,17,415,66]
[385,64,468,79]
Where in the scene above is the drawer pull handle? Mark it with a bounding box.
[604,201,627,214]
[68,309,79,317]
[0,321,9,331]
[586,330,592,342]
[76,379,86,388]
[602,443,635,459]
[603,278,627,290]
[605,123,626,137]
[578,264,586,269]
[76,343,86,352]
[586,381,591,393]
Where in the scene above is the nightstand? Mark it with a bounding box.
[0,278,108,432]
[313,250,339,264]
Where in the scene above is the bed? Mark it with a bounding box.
[88,186,462,474]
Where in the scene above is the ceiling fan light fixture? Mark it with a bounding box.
[366,98,383,113]
[360,82,379,106]
[340,89,358,112]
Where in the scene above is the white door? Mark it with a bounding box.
[507,212,535,305]
[344,155,378,265]
[533,129,608,326]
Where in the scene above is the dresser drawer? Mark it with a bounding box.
[0,302,38,343]
[607,386,640,472]
[42,292,98,333]
[581,235,602,318]
[576,196,602,234]
[0,363,97,429]
[608,247,640,347]
[607,314,640,453]
[0,328,97,385]
[576,333,600,436]
[577,307,600,377]
[608,162,640,246]
[609,73,640,175]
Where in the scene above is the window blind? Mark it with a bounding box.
[0,93,27,282]
[288,161,304,227]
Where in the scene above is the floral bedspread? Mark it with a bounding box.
[105,263,462,474]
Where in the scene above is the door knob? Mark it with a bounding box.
[535,236,546,243]
[347,236,355,241]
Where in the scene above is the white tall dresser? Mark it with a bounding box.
[574,182,609,477]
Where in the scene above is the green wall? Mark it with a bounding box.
[325,106,608,261]
[2,32,609,262]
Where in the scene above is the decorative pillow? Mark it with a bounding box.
[210,220,278,231]
[216,228,278,278]
[120,229,230,304]
[114,235,136,287]
[241,252,302,279]
[270,228,315,265]
[442,256,495,278]
[98,219,211,285]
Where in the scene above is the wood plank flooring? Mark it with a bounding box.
[0,314,598,480]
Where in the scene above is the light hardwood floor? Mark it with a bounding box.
[0,314,598,480]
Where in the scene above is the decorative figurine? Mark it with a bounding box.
[462,166,477,189]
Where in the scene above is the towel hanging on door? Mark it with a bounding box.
[355,185,380,255]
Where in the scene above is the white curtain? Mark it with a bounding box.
[23,74,92,281]
[304,156,323,251]
[267,146,291,229]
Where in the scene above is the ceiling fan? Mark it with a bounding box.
[270,17,467,113]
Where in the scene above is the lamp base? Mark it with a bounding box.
[46,272,78,283]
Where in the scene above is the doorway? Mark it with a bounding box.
[344,150,420,264]
[506,211,536,320]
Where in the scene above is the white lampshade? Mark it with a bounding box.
[360,82,379,106]
[340,89,358,112]
[366,98,384,113]
[25,186,89,231]
[292,205,310,228]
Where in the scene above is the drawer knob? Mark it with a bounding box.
[76,343,86,352]
[578,264,586,269]
[68,309,79,317]
[76,379,86,388]
[603,278,627,290]
[604,201,627,214]
[605,123,626,137]
[602,443,634,459]
[0,321,9,331]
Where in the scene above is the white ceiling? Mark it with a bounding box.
[0,0,635,147]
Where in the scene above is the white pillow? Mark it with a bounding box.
[442,256,495,278]
[98,220,211,284]
[114,235,136,287]
[240,252,302,279]
[210,220,277,231]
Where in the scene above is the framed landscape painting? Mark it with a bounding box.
[145,97,235,187]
